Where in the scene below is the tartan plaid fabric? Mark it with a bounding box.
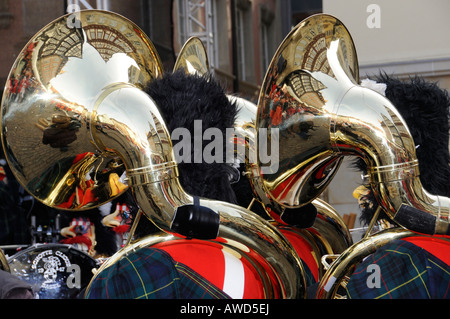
[303,262,316,287]
[85,247,230,299]
[346,239,450,299]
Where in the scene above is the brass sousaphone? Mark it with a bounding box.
[1,10,305,298]
[252,14,450,298]
[256,13,449,237]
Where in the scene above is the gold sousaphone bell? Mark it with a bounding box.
[1,10,164,209]
[253,13,450,298]
[0,248,8,271]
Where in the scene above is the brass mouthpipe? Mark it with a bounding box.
[332,85,450,235]
[91,83,306,298]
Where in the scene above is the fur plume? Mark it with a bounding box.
[145,70,239,204]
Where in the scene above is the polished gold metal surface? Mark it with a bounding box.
[0,248,10,272]
[173,37,210,75]
[93,92,305,293]
[8,9,448,299]
[255,14,450,235]
[231,94,288,221]
[1,10,162,210]
[173,37,292,224]
[315,227,414,299]
[173,38,286,220]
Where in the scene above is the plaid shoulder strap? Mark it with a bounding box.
[85,247,230,299]
[346,239,450,299]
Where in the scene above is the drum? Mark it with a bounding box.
[8,243,99,299]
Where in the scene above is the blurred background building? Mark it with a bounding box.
[0,0,449,239]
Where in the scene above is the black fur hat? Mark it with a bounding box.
[353,74,450,225]
[145,70,239,204]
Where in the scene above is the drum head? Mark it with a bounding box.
[8,243,99,299]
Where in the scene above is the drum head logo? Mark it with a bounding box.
[31,249,71,289]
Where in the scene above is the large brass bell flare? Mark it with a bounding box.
[1,10,163,210]
[173,36,210,75]
[0,249,9,272]
[256,14,358,210]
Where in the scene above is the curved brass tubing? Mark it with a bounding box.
[0,249,10,272]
